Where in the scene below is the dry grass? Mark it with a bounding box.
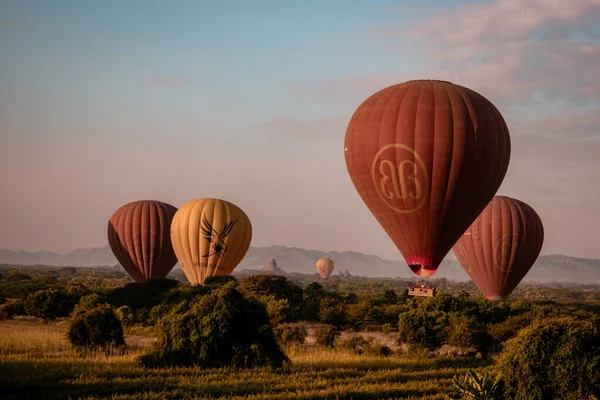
[0,319,487,399]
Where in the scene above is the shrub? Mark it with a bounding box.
[24,289,71,321]
[115,305,134,326]
[140,282,288,369]
[71,293,103,318]
[338,335,371,354]
[238,275,303,321]
[274,323,308,347]
[487,313,533,348]
[398,309,446,350]
[367,344,392,357]
[300,282,325,321]
[203,275,236,288]
[1,299,25,318]
[67,303,125,350]
[261,295,294,325]
[383,289,398,304]
[318,297,347,326]
[316,324,340,349]
[381,323,395,334]
[106,278,180,310]
[445,313,477,352]
[496,317,600,400]
[464,298,510,325]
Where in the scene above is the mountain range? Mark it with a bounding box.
[1,245,600,284]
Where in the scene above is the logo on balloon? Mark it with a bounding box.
[371,144,429,213]
[493,233,526,271]
[200,214,238,259]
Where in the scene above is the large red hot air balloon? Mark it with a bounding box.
[107,200,179,282]
[453,196,544,301]
[344,80,511,277]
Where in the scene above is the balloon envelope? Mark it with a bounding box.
[344,80,511,277]
[107,200,178,282]
[170,198,252,285]
[316,258,335,279]
[453,196,544,301]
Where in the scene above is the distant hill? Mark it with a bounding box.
[1,245,600,284]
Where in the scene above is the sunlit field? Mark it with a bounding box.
[0,319,488,400]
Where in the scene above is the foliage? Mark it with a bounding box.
[398,308,447,350]
[0,299,25,319]
[463,299,510,325]
[382,289,398,304]
[115,305,134,326]
[238,275,304,322]
[261,295,294,325]
[445,314,477,352]
[203,275,237,288]
[106,278,180,310]
[274,323,308,347]
[67,303,125,350]
[448,368,502,400]
[71,293,103,318]
[496,316,600,400]
[140,282,288,369]
[24,289,72,321]
[300,282,325,321]
[337,335,391,356]
[318,297,347,326]
[316,324,340,349]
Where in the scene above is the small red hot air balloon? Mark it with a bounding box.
[344,80,511,277]
[453,196,544,301]
[107,200,179,282]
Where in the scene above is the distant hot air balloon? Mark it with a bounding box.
[170,198,252,285]
[316,258,335,279]
[453,196,544,301]
[107,200,178,282]
[344,80,511,277]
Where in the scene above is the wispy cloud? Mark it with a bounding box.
[291,0,600,112]
[137,75,193,88]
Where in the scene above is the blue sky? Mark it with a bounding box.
[1,0,600,261]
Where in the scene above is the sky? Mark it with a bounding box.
[1,0,600,261]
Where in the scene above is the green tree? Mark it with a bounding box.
[316,324,340,349]
[140,282,288,369]
[115,305,134,326]
[301,282,325,321]
[319,297,347,326]
[274,323,307,347]
[497,317,600,400]
[398,308,446,350]
[383,289,398,304]
[24,289,70,321]
[445,313,477,352]
[262,295,293,325]
[238,275,303,321]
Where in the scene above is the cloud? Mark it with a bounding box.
[137,75,193,88]
[254,116,350,141]
[291,0,600,112]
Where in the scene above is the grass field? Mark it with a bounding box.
[0,319,489,400]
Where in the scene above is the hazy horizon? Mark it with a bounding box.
[2,0,600,261]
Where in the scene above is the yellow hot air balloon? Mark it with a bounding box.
[316,258,335,279]
[170,198,252,285]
